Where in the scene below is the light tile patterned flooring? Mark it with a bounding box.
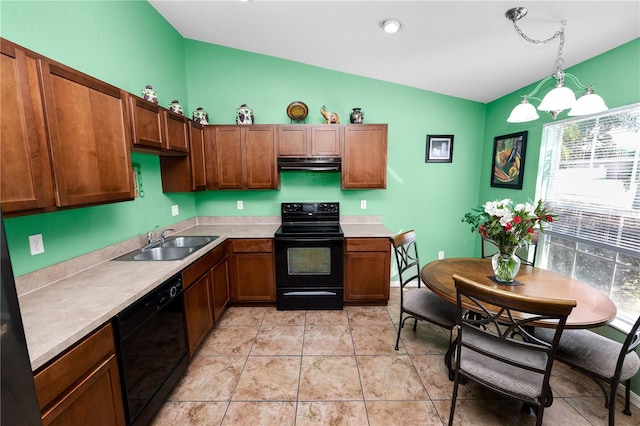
[152,288,639,425]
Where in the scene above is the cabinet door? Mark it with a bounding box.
[129,95,165,150]
[214,126,244,189]
[189,121,207,190]
[184,273,214,356]
[342,124,388,189]
[230,239,275,302]
[40,355,125,426]
[159,120,206,192]
[344,238,391,302]
[245,126,278,189]
[39,61,134,206]
[34,323,125,426]
[211,256,230,322]
[0,40,54,213]
[277,125,309,157]
[164,110,189,153]
[311,125,342,157]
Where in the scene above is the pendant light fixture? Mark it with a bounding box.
[505,7,608,123]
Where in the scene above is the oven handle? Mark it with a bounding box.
[275,237,344,243]
[283,291,338,296]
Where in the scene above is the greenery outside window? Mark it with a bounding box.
[536,103,640,328]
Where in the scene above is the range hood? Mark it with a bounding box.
[277,157,341,172]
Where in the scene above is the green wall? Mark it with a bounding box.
[0,1,196,275]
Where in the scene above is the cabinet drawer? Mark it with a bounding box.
[34,322,115,411]
[231,239,273,253]
[346,238,390,252]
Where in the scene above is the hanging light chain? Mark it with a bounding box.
[511,20,566,71]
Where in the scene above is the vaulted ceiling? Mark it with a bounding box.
[149,1,640,103]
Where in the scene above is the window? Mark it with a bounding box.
[536,103,640,326]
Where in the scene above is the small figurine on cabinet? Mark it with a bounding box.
[141,85,158,104]
[192,107,209,124]
[321,105,340,124]
[169,100,184,116]
[236,104,254,124]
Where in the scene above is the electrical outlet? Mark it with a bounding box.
[438,250,445,259]
[237,200,244,210]
[360,200,367,209]
[29,234,44,255]
[171,205,179,216]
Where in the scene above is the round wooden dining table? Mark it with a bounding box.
[420,258,617,329]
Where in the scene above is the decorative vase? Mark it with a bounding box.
[491,245,521,283]
[236,104,254,124]
[192,107,209,124]
[349,108,364,124]
[141,85,158,104]
[169,100,184,116]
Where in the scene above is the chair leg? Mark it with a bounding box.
[394,313,403,350]
[448,374,460,426]
[623,379,632,416]
[608,383,617,426]
[413,317,418,331]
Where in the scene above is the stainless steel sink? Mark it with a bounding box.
[161,236,216,248]
[112,236,219,261]
[132,247,196,261]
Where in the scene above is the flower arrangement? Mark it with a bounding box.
[462,198,554,249]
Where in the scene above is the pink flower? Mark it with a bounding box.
[546,215,554,222]
[513,216,522,224]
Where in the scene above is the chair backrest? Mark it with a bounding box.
[616,314,640,377]
[481,236,539,266]
[452,274,576,406]
[392,230,420,289]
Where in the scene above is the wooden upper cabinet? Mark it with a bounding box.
[244,126,278,189]
[310,125,342,157]
[0,39,55,214]
[38,54,135,207]
[164,110,189,153]
[277,125,308,157]
[277,125,342,157]
[342,124,388,189]
[159,120,206,192]
[129,96,188,154]
[207,125,278,190]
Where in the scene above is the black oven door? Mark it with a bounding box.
[275,236,344,310]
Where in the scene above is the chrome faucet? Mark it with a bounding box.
[158,228,175,244]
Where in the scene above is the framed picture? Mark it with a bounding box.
[426,134,454,163]
[490,131,527,189]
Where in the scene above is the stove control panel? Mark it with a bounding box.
[281,202,339,214]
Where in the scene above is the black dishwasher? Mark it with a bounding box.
[113,274,188,426]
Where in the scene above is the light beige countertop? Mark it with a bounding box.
[17,216,392,371]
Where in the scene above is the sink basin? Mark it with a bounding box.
[112,236,218,261]
[161,236,217,248]
[132,247,196,261]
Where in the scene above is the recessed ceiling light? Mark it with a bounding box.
[381,19,401,34]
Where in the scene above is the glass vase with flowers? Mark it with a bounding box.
[462,199,554,283]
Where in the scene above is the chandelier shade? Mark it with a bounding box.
[504,7,607,122]
[507,97,540,123]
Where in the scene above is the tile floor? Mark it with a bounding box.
[152,288,639,425]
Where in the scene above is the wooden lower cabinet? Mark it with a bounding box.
[182,244,229,356]
[344,238,391,304]
[229,239,275,302]
[33,323,125,426]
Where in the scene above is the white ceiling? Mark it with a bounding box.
[148,1,640,103]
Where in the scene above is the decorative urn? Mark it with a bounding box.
[169,100,184,116]
[350,108,364,124]
[236,104,254,125]
[140,85,158,104]
[192,107,209,124]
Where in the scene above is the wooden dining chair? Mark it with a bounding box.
[534,315,640,426]
[449,274,576,426]
[392,230,457,375]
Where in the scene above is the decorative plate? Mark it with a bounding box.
[287,101,309,121]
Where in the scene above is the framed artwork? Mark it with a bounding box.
[426,134,454,163]
[490,131,527,189]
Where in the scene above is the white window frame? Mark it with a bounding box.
[535,103,640,331]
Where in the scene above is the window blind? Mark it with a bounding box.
[537,104,640,257]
